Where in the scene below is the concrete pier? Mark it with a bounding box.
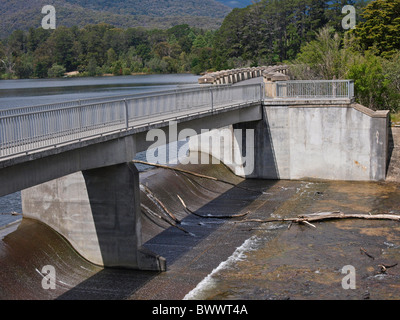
[22,162,166,271]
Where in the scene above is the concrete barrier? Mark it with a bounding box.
[198,65,290,85]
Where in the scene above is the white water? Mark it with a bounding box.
[184,236,261,300]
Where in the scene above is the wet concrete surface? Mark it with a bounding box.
[187,180,400,300]
[0,160,399,300]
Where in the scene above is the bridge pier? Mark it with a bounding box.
[22,162,166,271]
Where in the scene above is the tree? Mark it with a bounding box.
[350,0,400,58]
[382,50,400,112]
[347,52,394,111]
[325,0,356,31]
[290,27,352,79]
[14,54,34,79]
[112,60,123,75]
[27,28,52,53]
[48,63,66,78]
[47,27,79,72]
[86,57,98,77]
[290,26,399,112]
[0,44,16,77]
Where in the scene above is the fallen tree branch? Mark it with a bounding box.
[236,211,400,227]
[133,160,265,194]
[140,184,180,224]
[141,203,190,234]
[378,263,398,274]
[360,247,375,260]
[177,194,250,219]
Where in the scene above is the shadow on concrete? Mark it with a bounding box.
[387,126,394,177]
[142,178,276,267]
[56,162,278,299]
[57,268,160,300]
[233,107,280,179]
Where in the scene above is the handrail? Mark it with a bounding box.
[0,83,259,117]
[0,83,264,159]
[275,80,354,99]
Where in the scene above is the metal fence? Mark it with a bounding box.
[0,83,263,159]
[276,80,354,99]
[0,85,200,117]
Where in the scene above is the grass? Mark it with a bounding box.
[391,112,400,125]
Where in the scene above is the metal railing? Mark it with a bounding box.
[0,83,263,159]
[276,80,354,99]
[0,85,200,117]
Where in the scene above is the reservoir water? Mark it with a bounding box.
[0,73,199,219]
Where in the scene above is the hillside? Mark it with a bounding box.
[0,0,232,38]
[63,0,230,17]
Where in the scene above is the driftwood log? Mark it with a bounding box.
[177,195,250,219]
[140,183,181,224]
[238,211,400,228]
[140,203,190,234]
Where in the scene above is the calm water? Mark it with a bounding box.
[0,74,199,219]
[0,73,199,109]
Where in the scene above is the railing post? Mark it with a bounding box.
[78,100,83,136]
[124,99,129,130]
[349,80,354,99]
[210,87,214,112]
[332,80,337,98]
[260,83,265,101]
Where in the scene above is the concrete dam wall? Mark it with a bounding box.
[190,103,389,182]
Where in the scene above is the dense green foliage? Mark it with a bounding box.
[0,0,231,39]
[62,0,230,17]
[0,24,216,78]
[289,0,400,112]
[212,0,371,68]
[349,0,400,58]
[0,0,399,112]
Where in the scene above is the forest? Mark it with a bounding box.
[0,0,399,112]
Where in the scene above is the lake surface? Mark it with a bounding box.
[0,73,199,109]
[0,73,199,219]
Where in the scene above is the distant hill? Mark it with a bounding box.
[62,0,230,17]
[0,0,233,38]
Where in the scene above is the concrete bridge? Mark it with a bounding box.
[198,65,289,85]
[0,71,390,271]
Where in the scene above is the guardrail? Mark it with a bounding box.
[0,83,263,159]
[275,80,354,99]
[0,85,200,117]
